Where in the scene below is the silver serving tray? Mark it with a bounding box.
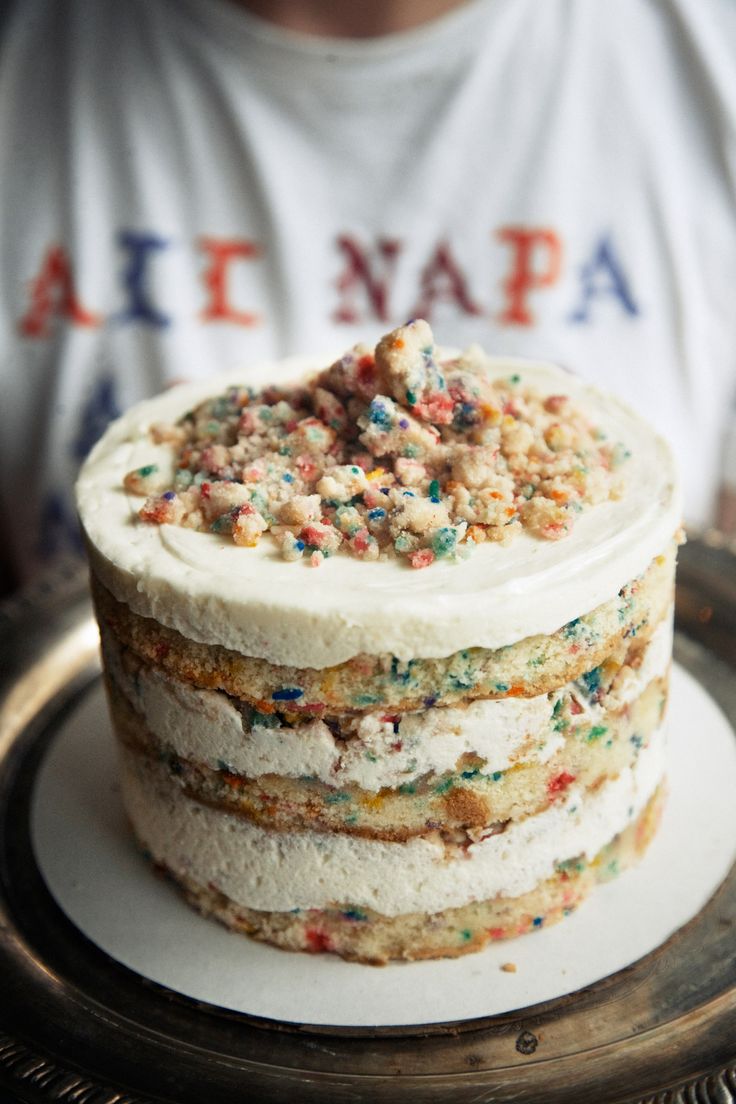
[1,536,735,1104]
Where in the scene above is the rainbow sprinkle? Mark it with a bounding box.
[125,320,628,568]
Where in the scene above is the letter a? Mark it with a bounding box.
[411,241,482,321]
[18,245,100,338]
[567,235,640,323]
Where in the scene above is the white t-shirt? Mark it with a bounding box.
[1,0,735,587]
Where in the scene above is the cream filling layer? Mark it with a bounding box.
[77,353,681,667]
[602,614,673,713]
[120,724,666,916]
[105,615,672,791]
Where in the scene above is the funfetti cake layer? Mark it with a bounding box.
[148,786,666,964]
[103,614,672,793]
[77,320,681,963]
[103,623,670,840]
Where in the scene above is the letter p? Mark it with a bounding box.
[496,227,562,326]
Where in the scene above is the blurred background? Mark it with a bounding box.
[1,0,735,600]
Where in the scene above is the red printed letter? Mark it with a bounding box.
[410,240,483,320]
[496,227,562,326]
[18,245,101,338]
[332,235,401,324]
[199,237,262,325]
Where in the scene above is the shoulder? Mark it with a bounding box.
[0,0,165,76]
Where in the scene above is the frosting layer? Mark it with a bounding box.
[77,353,680,667]
[120,723,666,916]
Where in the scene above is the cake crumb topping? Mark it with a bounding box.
[124,320,628,567]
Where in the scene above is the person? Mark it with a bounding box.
[1,0,735,597]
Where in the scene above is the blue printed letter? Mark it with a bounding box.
[73,375,121,460]
[117,230,171,327]
[567,236,640,324]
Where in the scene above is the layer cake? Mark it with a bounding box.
[77,321,680,963]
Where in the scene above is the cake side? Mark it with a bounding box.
[117,740,666,963]
[91,542,675,712]
[103,619,670,839]
[135,787,666,965]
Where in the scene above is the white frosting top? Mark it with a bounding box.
[77,352,680,668]
[120,722,666,915]
[107,614,671,791]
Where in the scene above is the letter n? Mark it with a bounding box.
[332,235,401,324]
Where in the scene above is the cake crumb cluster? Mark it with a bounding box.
[124,320,628,568]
